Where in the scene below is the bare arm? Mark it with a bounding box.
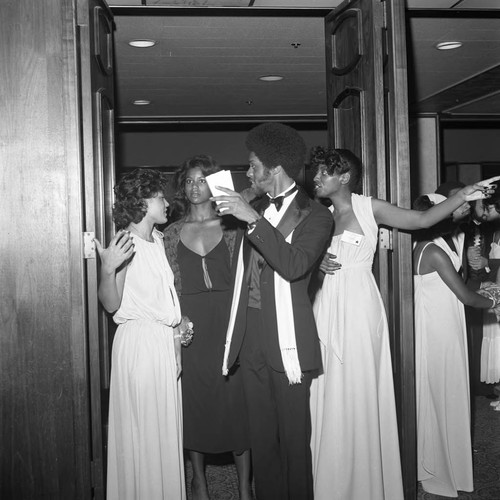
[423,244,494,308]
[373,176,500,230]
[94,230,135,313]
[173,328,182,379]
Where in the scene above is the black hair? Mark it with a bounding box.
[170,155,220,219]
[412,194,456,242]
[309,146,363,194]
[113,168,169,230]
[245,122,306,179]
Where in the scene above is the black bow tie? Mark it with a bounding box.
[267,185,298,212]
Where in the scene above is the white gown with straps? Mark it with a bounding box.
[414,238,473,496]
[310,194,403,500]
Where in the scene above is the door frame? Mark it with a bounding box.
[105,4,416,497]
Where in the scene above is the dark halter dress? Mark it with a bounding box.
[177,237,249,453]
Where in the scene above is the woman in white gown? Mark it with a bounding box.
[95,168,186,500]
[413,193,497,496]
[481,231,500,384]
[309,147,499,500]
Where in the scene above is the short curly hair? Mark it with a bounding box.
[245,123,306,179]
[310,146,363,194]
[170,155,220,219]
[113,168,169,230]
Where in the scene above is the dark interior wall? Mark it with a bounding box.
[443,128,500,165]
[442,127,500,186]
[116,128,328,169]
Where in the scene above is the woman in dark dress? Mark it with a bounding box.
[164,155,251,500]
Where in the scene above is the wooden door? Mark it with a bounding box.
[326,0,415,497]
[1,0,96,497]
[77,0,116,497]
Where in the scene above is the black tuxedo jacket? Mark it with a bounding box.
[224,188,333,373]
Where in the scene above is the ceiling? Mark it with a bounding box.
[108,0,500,125]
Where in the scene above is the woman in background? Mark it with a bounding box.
[164,155,251,500]
[95,168,185,500]
[309,146,498,500]
[481,228,500,388]
[413,193,498,496]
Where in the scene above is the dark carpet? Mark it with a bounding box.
[417,395,500,500]
[185,396,500,500]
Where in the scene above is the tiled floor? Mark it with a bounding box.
[185,395,500,499]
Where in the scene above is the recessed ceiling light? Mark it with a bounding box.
[133,100,151,106]
[129,39,156,48]
[259,75,284,82]
[435,41,462,50]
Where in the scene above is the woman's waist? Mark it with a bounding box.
[337,261,373,270]
[113,315,178,327]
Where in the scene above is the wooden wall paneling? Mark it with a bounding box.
[0,0,91,498]
[383,1,415,497]
[78,0,117,495]
[327,0,385,197]
[326,1,415,498]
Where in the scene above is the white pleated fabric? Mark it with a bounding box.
[310,194,403,500]
[107,229,185,500]
[414,237,473,496]
[481,239,500,384]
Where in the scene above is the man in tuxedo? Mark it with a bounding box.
[212,123,333,500]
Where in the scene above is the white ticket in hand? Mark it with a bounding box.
[205,170,235,211]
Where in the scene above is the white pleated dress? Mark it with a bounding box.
[310,194,403,500]
[414,238,473,496]
[107,229,186,500]
[481,239,500,384]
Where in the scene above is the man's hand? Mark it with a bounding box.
[319,252,342,275]
[211,186,261,224]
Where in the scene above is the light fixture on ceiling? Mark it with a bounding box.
[435,41,462,51]
[259,75,284,82]
[128,39,156,48]
[133,99,151,106]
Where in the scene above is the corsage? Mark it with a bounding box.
[174,315,194,347]
[477,281,500,321]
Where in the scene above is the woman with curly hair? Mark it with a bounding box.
[164,155,251,500]
[308,147,499,500]
[94,168,186,500]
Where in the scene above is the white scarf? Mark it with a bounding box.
[222,231,302,385]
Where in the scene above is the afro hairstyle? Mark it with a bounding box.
[245,122,306,180]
